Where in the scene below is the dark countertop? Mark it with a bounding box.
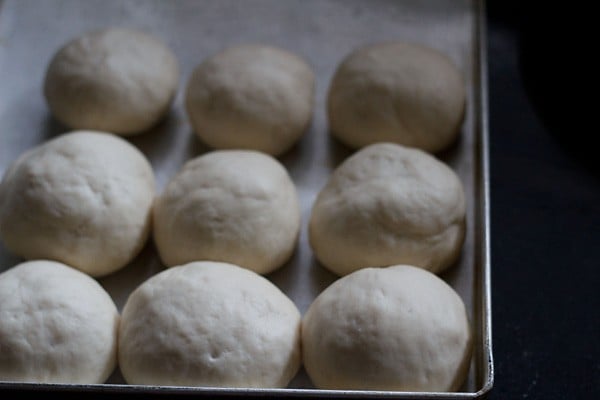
[487,3,598,399]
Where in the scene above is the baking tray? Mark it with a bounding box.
[0,0,493,398]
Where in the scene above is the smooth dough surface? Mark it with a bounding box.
[185,44,315,156]
[44,27,179,135]
[0,130,156,277]
[327,41,465,153]
[309,142,465,276]
[153,150,300,274]
[118,261,302,387]
[0,260,119,384]
[302,265,473,391]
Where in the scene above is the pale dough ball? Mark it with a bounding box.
[118,261,301,387]
[185,44,315,156]
[302,265,472,391]
[327,41,466,153]
[153,150,300,274]
[44,27,179,135]
[0,131,156,277]
[309,143,465,276]
[0,260,119,384]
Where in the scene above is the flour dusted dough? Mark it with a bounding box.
[0,131,155,277]
[302,265,472,391]
[118,261,301,387]
[0,260,119,383]
[44,27,179,135]
[153,150,300,274]
[309,143,465,276]
[185,44,315,156]
[327,41,465,153]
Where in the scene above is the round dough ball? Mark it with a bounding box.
[302,265,472,391]
[118,261,302,387]
[0,260,119,384]
[309,142,465,276]
[44,27,179,135]
[327,41,466,153]
[0,130,156,277]
[153,150,300,274]
[185,44,315,156]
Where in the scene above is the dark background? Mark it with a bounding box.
[1,2,598,399]
[487,2,598,399]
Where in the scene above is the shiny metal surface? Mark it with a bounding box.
[0,0,492,397]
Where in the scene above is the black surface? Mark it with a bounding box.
[1,3,599,400]
[487,2,599,399]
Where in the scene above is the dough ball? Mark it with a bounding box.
[327,41,465,153]
[0,260,119,384]
[309,142,465,276]
[44,27,179,135]
[153,150,300,274]
[185,44,315,156]
[118,261,302,387]
[302,265,473,391]
[0,130,156,277]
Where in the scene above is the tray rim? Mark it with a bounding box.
[472,0,494,397]
[475,0,494,396]
[0,0,494,398]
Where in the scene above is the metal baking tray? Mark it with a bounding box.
[0,0,493,398]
